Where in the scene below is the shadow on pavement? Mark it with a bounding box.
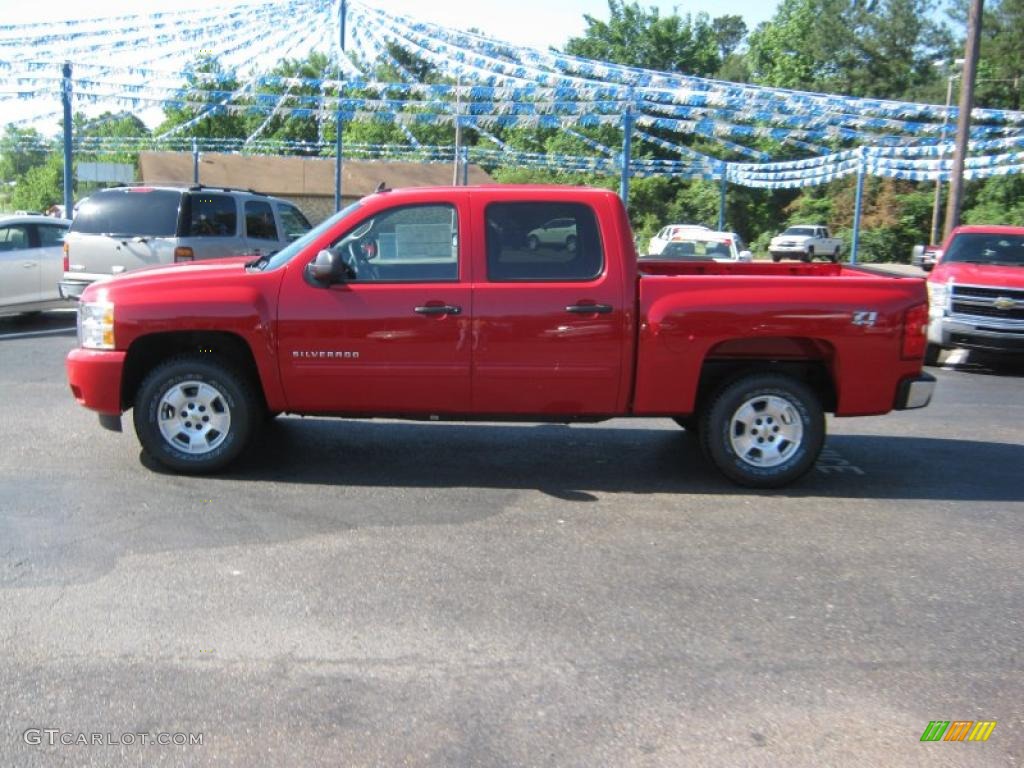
[0,310,76,340]
[167,418,1024,503]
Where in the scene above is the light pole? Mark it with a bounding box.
[929,66,960,245]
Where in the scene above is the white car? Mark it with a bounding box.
[769,225,843,262]
[647,224,709,256]
[643,229,753,262]
[0,214,71,315]
[526,218,578,252]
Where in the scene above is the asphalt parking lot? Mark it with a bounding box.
[0,310,1021,767]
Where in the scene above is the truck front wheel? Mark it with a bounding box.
[133,356,257,474]
[802,247,814,263]
[700,373,824,488]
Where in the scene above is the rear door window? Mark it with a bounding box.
[485,202,603,281]
[187,193,237,237]
[72,189,181,237]
[245,200,278,241]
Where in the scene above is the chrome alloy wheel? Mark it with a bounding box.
[727,394,804,468]
[156,380,232,455]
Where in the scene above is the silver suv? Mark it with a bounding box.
[59,185,311,299]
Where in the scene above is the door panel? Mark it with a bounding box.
[276,202,471,414]
[0,224,38,307]
[471,199,626,415]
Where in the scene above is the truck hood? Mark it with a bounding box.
[929,261,1024,288]
[81,256,254,301]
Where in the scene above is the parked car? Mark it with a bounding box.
[65,185,935,488]
[911,243,941,269]
[0,214,71,315]
[642,229,753,262]
[526,217,577,251]
[59,185,312,300]
[647,224,709,256]
[925,224,1024,363]
[769,225,843,262]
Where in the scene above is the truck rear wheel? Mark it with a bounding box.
[700,373,824,488]
[133,356,257,474]
[771,252,782,263]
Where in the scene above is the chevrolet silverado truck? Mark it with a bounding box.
[66,185,934,488]
[769,225,843,263]
[924,224,1024,363]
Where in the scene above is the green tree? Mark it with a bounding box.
[11,154,65,212]
[0,125,49,183]
[565,0,722,76]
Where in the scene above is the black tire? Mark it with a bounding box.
[526,234,540,251]
[565,234,577,252]
[771,252,782,263]
[699,373,825,488]
[133,355,258,474]
[923,343,942,367]
[830,248,841,263]
[802,247,814,263]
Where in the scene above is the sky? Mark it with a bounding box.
[0,0,782,51]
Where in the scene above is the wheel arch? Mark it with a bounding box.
[121,331,268,412]
[693,339,838,419]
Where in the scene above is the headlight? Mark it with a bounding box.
[78,301,115,349]
[926,279,952,319]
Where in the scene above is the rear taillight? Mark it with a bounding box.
[62,241,69,272]
[902,303,928,359]
[174,246,194,263]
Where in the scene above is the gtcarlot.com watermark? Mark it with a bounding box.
[23,728,202,747]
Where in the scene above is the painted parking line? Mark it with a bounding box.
[0,327,76,341]
[815,447,866,476]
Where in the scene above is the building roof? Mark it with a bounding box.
[138,152,494,198]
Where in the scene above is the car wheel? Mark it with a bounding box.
[923,343,942,367]
[802,247,814,263]
[700,373,824,488]
[526,235,540,251]
[831,248,841,263]
[565,234,577,253]
[771,253,782,263]
[133,355,257,473]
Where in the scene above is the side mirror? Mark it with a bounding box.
[307,249,340,284]
[738,250,753,262]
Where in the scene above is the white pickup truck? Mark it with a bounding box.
[769,225,843,263]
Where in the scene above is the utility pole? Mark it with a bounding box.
[619,89,634,205]
[943,0,984,241]
[335,0,346,212]
[61,62,73,218]
[452,79,462,186]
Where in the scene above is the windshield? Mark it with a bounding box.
[783,227,815,236]
[259,201,363,271]
[943,232,1024,266]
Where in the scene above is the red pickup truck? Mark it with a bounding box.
[924,224,1024,363]
[66,185,934,488]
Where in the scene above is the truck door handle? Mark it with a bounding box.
[414,304,462,316]
[566,303,613,314]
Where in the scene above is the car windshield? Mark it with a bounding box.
[783,227,816,236]
[943,233,1024,266]
[258,201,363,271]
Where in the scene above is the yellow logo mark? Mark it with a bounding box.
[968,721,997,742]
